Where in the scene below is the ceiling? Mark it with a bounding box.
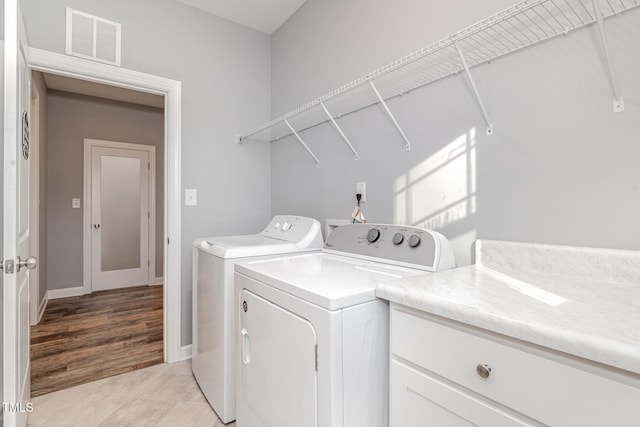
[175,0,307,34]
[43,73,165,109]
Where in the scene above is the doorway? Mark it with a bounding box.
[28,75,167,395]
[84,140,157,292]
[28,47,182,363]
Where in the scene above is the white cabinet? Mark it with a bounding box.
[389,305,640,427]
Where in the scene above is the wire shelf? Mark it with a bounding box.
[239,0,639,144]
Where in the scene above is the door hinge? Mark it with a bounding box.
[148,211,150,219]
[315,344,318,372]
[148,260,150,267]
[148,162,150,170]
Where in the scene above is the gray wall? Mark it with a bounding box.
[21,0,271,345]
[31,71,48,305]
[270,0,640,266]
[46,90,164,289]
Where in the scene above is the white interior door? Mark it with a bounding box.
[3,0,35,425]
[90,145,151,291]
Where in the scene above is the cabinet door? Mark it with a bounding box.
[240,289,318,427]
[390,360,534,427]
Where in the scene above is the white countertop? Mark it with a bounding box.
[376,240,640,375]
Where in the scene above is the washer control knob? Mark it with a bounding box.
[392,233,404,245]
[408,234,421,248]
[282,222,291,231]
[366,228,381,243]
[275,222,281,229]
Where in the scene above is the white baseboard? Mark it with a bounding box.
[37,294,49,323]
[153,277,164,286]
[180,344,192,361]
[47,286,85,300]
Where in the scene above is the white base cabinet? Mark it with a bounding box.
[389,304,640,427]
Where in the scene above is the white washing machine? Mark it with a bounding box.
[234,223,456,427]
[192,215,323,423]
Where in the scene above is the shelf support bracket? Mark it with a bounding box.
[284,118,320,167]
[592,0,624,113]
[454,41,494,136]
[320,102,358,160]
[369,80,411,151]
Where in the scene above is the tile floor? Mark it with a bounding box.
[27,360,233,427]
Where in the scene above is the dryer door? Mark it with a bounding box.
[240,289,318,427]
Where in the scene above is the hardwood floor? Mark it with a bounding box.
[30,285,164,397]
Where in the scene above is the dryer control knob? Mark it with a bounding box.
[282,222,292,231]
[367,228,381,243]
[392,233,404,245]
[275,222,281,229]
[408,234,421,248]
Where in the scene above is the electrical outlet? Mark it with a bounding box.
[356,182,366,202]
[185,189,197,206]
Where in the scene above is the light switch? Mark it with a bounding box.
[185,189,197,206]
[72,198,81,209]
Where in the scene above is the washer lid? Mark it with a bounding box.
[235,252,427,310]
[195,235,307,259]
[192,215,324,259]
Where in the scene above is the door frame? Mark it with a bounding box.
[83,139,156,293]
[28,47,182,363]
[29,74,41,326]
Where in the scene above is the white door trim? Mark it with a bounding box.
[28,47,182,363]
[29,75,41,326]
[83,139,156,293]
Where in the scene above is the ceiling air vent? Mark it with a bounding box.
[66,8,121,66]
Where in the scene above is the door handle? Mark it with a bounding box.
[17,256,37,272]
[93,224,101,229]
[241,328,251,365]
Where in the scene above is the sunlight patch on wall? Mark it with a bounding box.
[394,128,477,230]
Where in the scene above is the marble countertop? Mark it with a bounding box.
[376,240,640,375]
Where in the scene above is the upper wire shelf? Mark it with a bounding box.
[238,0,638,146]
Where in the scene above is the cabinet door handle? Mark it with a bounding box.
[476,363,492,379]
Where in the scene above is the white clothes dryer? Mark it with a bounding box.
[192,215,323,423]
[234,223,455,427]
